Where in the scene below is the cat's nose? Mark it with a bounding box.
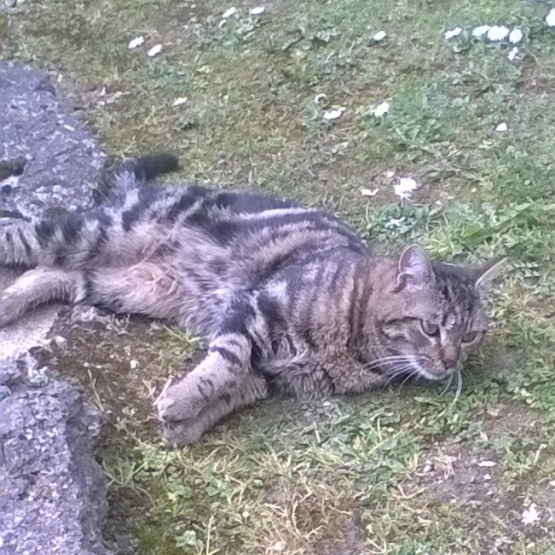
[441,345,460,371]
[444,358,458,371]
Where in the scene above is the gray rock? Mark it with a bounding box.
[0,361,110,555]
[0,61,107,217]
[0,61,113,555]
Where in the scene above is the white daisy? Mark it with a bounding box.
[371,101,390,118]
[486,25,509,42]
[322,107,346,121]
[472,25,491,38]
[222,7,237,18]
[147,44,163,57]
[128,36,144,50]
[444,27,462,40]
[521,504,540,525]
[394,177,418,200]
[509,28,523,44]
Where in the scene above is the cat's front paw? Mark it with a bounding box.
[154,376,204,422]
[160,418,207,448]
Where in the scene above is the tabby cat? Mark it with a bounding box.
[0,154,504,446]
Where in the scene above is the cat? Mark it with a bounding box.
[0,154,504,446]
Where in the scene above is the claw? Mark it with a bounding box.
[160,417,205,447]
[154,374,205,422]
[154,375,175,416]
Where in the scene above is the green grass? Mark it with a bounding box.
[6,0,555,553]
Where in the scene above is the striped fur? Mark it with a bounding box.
[0,154,504,446]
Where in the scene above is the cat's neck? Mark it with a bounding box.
[348,256,398,359]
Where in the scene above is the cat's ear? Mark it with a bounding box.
[395,245,435,291]
[474,256,507,294]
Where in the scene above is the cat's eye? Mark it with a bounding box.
[462,330,480,343]
[420,320,439,337]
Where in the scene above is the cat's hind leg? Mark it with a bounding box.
[0,267,87,327]
[0,211,103,269]
[0,216,41,268]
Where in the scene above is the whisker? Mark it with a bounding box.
[450,369,463,406]
[440,373,453,396]
[365,355,416,368]
[381,363,416,377]
[368,356,417,367]
[376,367,413,377]
[383,363,419,386]
[399,370,420,389]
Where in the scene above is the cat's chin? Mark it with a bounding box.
[417,367,452,381]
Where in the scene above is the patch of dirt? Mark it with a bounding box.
[405,442,519,554]
[414,406,549,502]
[482,400,546,438]
[313,510,366,555]
[37,310,179,432]
[412,440,503,507]
[404,414,555,553]
[515,58,555,100]
[36,312,172,414]
[264,474,367,555]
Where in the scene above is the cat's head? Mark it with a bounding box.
[371,245,505,381]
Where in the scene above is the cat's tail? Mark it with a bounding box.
[96,152,179,202]
[124,152,179,183]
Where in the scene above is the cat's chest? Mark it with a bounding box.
[259,347,310,374]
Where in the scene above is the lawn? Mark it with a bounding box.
[5,0,555,553]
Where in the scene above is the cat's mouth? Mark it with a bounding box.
[416,364,456,381]
[374,355,451,382]
[419,369,447,381]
